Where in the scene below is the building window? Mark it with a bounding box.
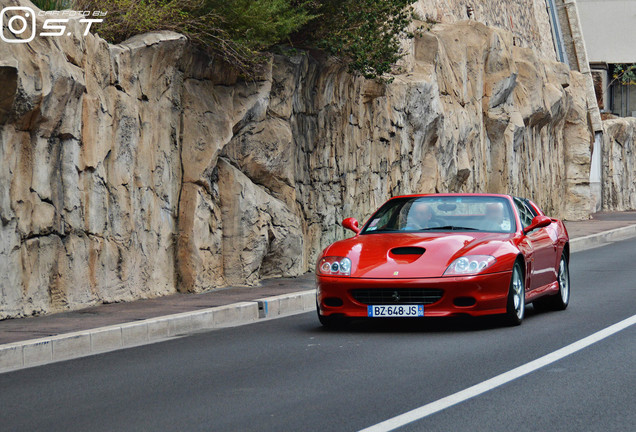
[609,64,636,117]
[610,84,636,117]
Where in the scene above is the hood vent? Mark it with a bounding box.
[390,247,425,256]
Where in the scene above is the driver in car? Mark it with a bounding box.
[406,202,439,230]
[482,202,505,231]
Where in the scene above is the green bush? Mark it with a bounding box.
[74,0,313,76]
[73,0,201,44]
[303,0,419,80]
[71,0,418,80]
[202,0,315,52]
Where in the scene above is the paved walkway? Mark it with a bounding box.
[0,274,315,345]
[1,211,635,347]
[564,210,636,238]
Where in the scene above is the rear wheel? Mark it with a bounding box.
[503,262,525,326]
[535,254,570,311]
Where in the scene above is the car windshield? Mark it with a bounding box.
[361,196,516,234]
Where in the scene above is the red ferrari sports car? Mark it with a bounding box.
[316,194,570,326]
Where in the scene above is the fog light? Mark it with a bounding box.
[454,297,477,307]
[324,297,344,307]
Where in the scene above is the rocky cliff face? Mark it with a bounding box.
[414,0,556,60]
[602,117,636,211]
[0,6,594,318]
[0,29,185,318]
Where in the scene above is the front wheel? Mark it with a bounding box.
[502,262,525,326]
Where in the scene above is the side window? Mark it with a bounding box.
[523,199,538,218]
[513,198,534,227]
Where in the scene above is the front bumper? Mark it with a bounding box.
[316,271,513,318]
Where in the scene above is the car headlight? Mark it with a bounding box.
[317,257,352,276]
[444,255,496,276]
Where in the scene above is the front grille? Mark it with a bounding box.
[350,288,443,305]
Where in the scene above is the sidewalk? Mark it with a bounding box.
[0,274,316,345]
[2,211,636,372]
[564,210,636,238]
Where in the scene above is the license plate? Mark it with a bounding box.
[367,305,424,317]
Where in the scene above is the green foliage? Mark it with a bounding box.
[75,0,198,43]
[32,0,72,10]
[71,0,418,81]
[202,0,315,52]
[74,0,200,44]
[612,64,636,86]
[74,0,313,76]
[304,0,420,81]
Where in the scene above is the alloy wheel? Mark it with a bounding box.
[512,265,525,320]
[558,256,570,305]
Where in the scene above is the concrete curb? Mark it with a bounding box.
[0,290,315,374]
[569,223,636,252]
[3,223,636,374]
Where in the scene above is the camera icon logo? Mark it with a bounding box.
[1,6,36,43]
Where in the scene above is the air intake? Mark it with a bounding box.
[389,247,425,256]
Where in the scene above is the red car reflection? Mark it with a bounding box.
[316,194,570,327]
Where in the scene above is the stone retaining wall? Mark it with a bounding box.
[602,118,636,211]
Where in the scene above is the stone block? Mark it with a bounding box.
[23,340,53,367]
[52,334,91,361]
[90,327,123,353]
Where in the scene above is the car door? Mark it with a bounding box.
[514,198,556,290]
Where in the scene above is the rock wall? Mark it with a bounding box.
[413,0,557,60]
[601,117,636,211]
[0,4,594,318]
[0,28,185,318]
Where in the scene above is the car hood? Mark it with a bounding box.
[323,232,515,278]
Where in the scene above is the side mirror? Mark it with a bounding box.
[342,217,360,234]
[524,215,551,234]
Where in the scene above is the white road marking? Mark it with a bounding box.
[359,314,636,432]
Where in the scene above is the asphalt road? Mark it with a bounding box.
[1,238,635,431]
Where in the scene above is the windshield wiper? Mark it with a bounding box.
[419,225,480,231]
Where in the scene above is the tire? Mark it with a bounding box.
[536,254,570,311]
[503,261,525,326]
[317,304,348,329]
